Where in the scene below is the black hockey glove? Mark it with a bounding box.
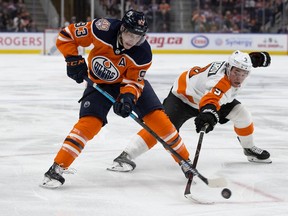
[195,104,219,133]
[249,52,271,68]
[113,93,135,118]
[65,55,88,83]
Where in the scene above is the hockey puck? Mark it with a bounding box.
[221,188,232,199]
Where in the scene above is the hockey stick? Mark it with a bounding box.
[184,125,220,204]
[84,78,226,188]
[184,125,207,197]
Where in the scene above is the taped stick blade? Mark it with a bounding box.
[207,177,227,188]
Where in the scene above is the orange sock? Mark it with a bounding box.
[137,128,157,149]
[142,110,190,163]
[54,116,103,168]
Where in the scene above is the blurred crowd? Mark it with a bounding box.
[98,0,287,33]
[1,0,287,33]
[191,0,287,33]
[0,0,37,32]
[99,0,171,32]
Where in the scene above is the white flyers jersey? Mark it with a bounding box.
[171,61,245,111]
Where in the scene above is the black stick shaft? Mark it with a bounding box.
[184,125,207,195]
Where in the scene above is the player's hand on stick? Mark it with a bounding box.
[195,105,219,133]
[249,52,271,67]
[113,93,135,118]
[65,55,88,83]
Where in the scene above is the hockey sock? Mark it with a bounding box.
[142,110,190,162]
[227,104,255,148]
[54,116,103,168]
[123,133,150,159]
[234,123,254,148]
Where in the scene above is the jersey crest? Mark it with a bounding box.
[91,56,120,82]
[95,18,111,31]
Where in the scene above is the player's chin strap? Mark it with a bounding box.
[84,77,227,188]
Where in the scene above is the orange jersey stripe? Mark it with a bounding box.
[199,75,231,110]
[176,71,197,105]
[175,64,212,107]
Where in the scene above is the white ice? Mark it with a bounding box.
[0,53,288,216]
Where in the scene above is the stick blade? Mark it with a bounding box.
[185,194,214,205]
[207,177,227,188]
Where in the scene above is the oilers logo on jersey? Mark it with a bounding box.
[91,56,120,81]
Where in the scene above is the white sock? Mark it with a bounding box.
[124,134,149,159]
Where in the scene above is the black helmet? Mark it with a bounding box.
[122,10,148,36]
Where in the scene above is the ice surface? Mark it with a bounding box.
[0,54,287,216]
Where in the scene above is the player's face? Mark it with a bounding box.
[229,67,249,87]
[121,30,143,49]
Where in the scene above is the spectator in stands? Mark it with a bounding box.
[70,16,76,24]
[104,0,119,18]
[158,0,170,32]
[222,10,233,32]
[86,16,91,22]
[213,9,224,31]
[125,0,137,12]
[222,0,234,12]
[0,0,37,32]
[209,23,219,33]
[247,18,261,33]
[159,0,170,21]
[7,1,18,19]
[191,10,207,32]
[63,17,70,27]
[277,25,288,33]
[1,0,284,33]
[19,11,30,32]
[28,19,38,32]
[12,12,21,31]
[0,11,8,31]
[160,21,169,32]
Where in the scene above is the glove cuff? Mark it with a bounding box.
[65,55,83,61]
[200,104,219,123]
[260,52,269,67]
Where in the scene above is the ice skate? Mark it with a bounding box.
[244,146,272,163]
[107,151,136,172]
[40,163,75,188]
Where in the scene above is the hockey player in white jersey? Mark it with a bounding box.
[108,50,272,177]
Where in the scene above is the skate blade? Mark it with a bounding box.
[247,156,272,163]
[39,177,63,189]
[107,162,134,172]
